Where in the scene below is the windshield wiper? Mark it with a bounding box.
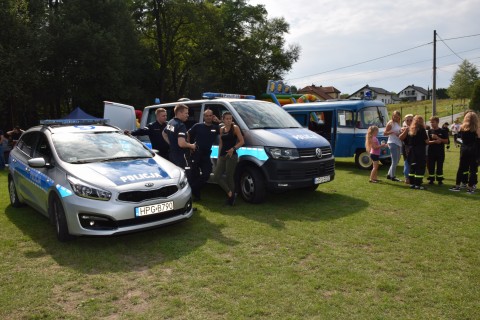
[99,156,152,162]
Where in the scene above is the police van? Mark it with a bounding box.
[283,99,391,169]
[105,93,335,203]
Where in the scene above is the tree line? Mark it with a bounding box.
[0,0,300,130]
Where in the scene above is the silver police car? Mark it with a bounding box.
[8,119,193,241]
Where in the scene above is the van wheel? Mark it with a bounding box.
[8,177,22,208]
[239,167,266,204]
[50,195,74,242]
[355,150,373,170]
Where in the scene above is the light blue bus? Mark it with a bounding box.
[284,99,391,169]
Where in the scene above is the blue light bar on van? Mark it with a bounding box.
[202,92,256,100]
[40,119,108,126]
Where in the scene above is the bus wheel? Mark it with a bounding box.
[239,167,266,204]
[355,150,373,170]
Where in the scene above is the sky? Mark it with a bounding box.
[248,0,480,95]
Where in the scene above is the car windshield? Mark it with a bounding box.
[53,131,153,163]
[230,101,301,129]
[357,106,388,128]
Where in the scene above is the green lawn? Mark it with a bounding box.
[387,99,469,120]
[1,147,479,319]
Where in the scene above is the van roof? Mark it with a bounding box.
[283,99,385,111]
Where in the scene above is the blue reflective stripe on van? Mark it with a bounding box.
[56,184,73,198]
[210,145,268,161]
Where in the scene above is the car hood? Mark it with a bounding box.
[247,128,330,148]
[64,157,177,187]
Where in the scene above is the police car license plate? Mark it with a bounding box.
[314,176,330,184]
[135,201,174,217]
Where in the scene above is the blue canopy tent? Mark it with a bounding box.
[63,107,99,120]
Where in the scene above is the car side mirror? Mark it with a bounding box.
[28,157,54,168]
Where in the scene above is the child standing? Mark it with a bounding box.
[366,126,385,183]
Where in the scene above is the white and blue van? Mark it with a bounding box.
[283,99,391,169]
[105,93,335,203]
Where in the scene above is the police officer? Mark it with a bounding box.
[427,116,449,185]
[187,109,220,200]
[126,108,170,159]
[162,104,196,170]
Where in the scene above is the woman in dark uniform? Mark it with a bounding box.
[449,111,479,194]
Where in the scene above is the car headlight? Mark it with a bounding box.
[178,170,188,189]
[67,175,112,201]
[265,147,300,160]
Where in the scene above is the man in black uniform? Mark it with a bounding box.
[427,116,449,185]
[162,104,196,170]
[187,109,220,200]
[127,108,170,159]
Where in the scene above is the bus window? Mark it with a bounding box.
[337,110,354,127]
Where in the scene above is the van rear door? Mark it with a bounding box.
[103,101,136,131]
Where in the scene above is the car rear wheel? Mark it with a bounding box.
[355,150,373,170]
[8,177,22,208]
[50,195,74,242]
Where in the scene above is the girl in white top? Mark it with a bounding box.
[384,110,403,182]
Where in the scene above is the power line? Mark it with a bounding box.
[437,33,463,61]
[287,42,432,81]
[441,33,480,41]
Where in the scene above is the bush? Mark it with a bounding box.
[469,80,480,112]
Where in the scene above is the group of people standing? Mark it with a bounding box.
[367,110,479,193]
[127,104,244,206]
[0,126,24,171]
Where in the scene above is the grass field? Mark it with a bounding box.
[1,147,479,319]
[387,99,469,121]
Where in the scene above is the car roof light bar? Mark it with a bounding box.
[202,92,256,100]
[40,119,109,126]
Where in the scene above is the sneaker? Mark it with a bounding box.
[415,186,427,190]
[386,175,392,180]
[449,186,461,192]
[459,183,467,189]
[437,181,443,186]
[466,188,475,195]
[428,180,434,185]
[410,184,416,189]
[391,177,401,182]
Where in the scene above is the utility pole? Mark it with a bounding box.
[432,30,437,116]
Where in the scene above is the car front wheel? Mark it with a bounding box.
[239,166,266,204]
[50,195,74,242]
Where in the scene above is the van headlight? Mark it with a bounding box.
[178,170,188,189]
[265,147,300,160]
[67,175,112,201]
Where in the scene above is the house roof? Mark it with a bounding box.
[297,85,335,100]
[398,84,429,95]
[348,85,393,97]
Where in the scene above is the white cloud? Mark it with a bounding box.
[250,0,480,93]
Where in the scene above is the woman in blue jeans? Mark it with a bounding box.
[384,110,403,182]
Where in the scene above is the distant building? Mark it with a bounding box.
[348,85,397,104]
[298,84,341,100]
[398,85,429,101]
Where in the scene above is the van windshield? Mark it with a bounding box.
[357,106,388,128]
[230,101,301,129]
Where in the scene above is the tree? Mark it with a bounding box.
[469,79,480,112]
[447,60,479,104]
[436,88,449,99]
